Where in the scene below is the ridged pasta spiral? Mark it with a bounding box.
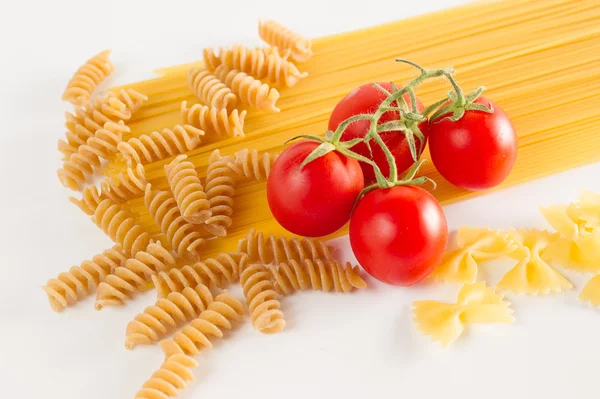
[108,88,148,114]
[92,198,151,257]
[238,228,334,266]
[144,184,206,261]
[62,49,114,105]
[203,46,286,72]
[117,125,204,166]
[227,148,278,181]
[69,185,104,215]
[213,65,280,112]
[160,291,245,358]
[203,150,237,237]
[186,68,237,111]
[268,259,367,295]
[165,155,211,224]
[258,20,313,63]
[240,263,285,334]
[153,252,249,298]
[42,245,127,312]
[134,353,197,399]
[179,101,246,138]
[95,242,176,309]
[220,44,307,87]
[125,284,214,349]
[58,121,130,190]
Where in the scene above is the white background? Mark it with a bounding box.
[1,0,600,398]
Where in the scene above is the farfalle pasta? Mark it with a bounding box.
[62,49,114,105]
[579,274,600,306]
[180,101,246,138]
[213,64,280,112]
[164,154,211,224]
[430,227,517,283]
[187,68,237,111]
[258,20,313,63]
[413,282,514,348]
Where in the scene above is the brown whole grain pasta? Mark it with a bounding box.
[213,65,280,112]
[187,68,237,111]
[134,353,197,399]
[164,155,211,224]
[180,101,246,138]
[62,49,114,105]
[258,20,313,63]
[227,148,278,181]
[240,263,285,334]
[203,150,237,237]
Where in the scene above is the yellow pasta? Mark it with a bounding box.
[240,263,285,334]
[42,245,127,312]
[102,163,147,203]
[497,229,572,295]
[180,101,246,138]
[187,68,237,111]
[413,282,514,348]
[579,274,600,306]
[125,284,214,349]
[95,242,176,309]
[144,184,206,261]
[108,88,148,114]
[117,125,205,166]
[268,259,366,295]
[159,291,245,357]
[203,46,287,72]
[430,227,517,283]
[164,154,211,224]
[153,252,249,297]
[134,353,197,399]
[62,49,114,105]
[227,148,278,181]
[69,185,104,216]
[540,203,583,239]
[578,190,600,228]
[258,20,313,63]
[213,64,280,112]
[204,150,237,236]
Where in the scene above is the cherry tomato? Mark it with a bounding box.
[328,82,427,183]
[349,186,448,286]
[427,97,517,191]
[267,140,364,237]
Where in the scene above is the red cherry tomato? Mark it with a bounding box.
[349,186,448,286]
[328,82,427,183]
[427,97,518,191]
[267,140,364,237]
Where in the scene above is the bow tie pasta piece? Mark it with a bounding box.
[578,190,600,229]
[540,203,583,239]
[413,282,514,348]
[543,229,600,273]
[579,274,600,306]
[497,229,572,295]
[430,227,517,283]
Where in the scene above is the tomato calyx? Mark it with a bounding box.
[429,85,494,123]
[358,158,436,199]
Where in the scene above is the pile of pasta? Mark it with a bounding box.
[416,189,600,348]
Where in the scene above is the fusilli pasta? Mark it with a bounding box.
[258,20,313,63]
[102,163,147,203]
[117,125,205,166]
[240,262,285,334]
[125,284,214,349]
[187,68,237,111]
[180,101,246,138]
[203,150,237,237]
[69,185,104,216]
[62,49,114,105]
[42,245,127,312]
[227,148,278,181]
[164,154,211,224]
[213,65,280,112]
[203,46,287,72]
[134,353,197,399]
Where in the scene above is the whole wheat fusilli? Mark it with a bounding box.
[203,150,237,237]
[258,20,313,63]
[214,65,280,112]
[180,101,246,138]
[164,154,211,224]
[62,50,114,105]
[187,68,237,111]
[227,148,278,181]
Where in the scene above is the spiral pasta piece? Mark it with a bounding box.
[144,184,206,261]
[213,65,280,112]
[203,150,237,237]
[160,292,245,358]
[42,245,127,312]
[62,50,114,105]
[69,185,104,215]
[153,252,249,298]
[117,125,204,166]
[102,163,147,203]
[187,68,237,111]
[227,148,278,181]
[258,20,313,63]
[134,353,197,399]
[164,155,211,224]
[268,259,366,295]
[180,101,245,138]
[108,88,148,114]
[220,45,307,87]
[125,284,214,349]
[93,198,151,257]
[95,242,176,309]
[240,263,285,334]
[203,46,286,72]
[58,121,129,190]
[238,228,334,266]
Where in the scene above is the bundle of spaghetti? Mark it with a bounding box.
[95,242,176,309]
[164,154,211,224]
[125,283,214,349]
[213,64,280,112]
[42,245,128,312]
[153,252,249,297]
[180,101,246,138]
[258,20,313,63]
[159,291,245,357]
[227,148,278,181]
[62,49,114,105]
[240,262,285,333]
[203,149,237,236]
[144,184,206,261]
[268,259,366,295]
[187,67,237,111]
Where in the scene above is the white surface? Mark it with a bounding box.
[2,0,599,398]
